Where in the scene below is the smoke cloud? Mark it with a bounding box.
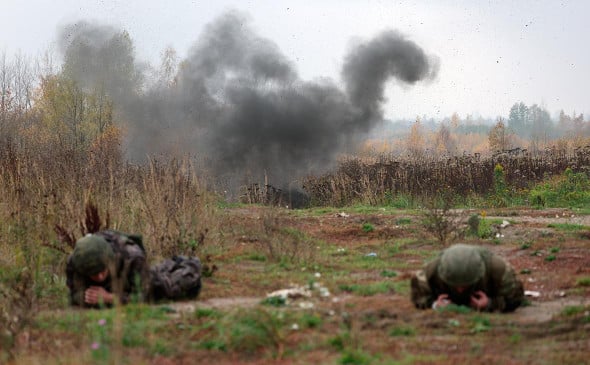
[57,11,439,192]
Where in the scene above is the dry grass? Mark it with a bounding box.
[304,147,590,206]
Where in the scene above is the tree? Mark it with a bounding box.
[407,117,425,158]
[488,117,513,153]
[158,46,178,88]
[527,104,553,150]
[34,73,114,150]
[435,123,457,155]
[507,102,528,137]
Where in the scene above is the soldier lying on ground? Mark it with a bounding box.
[410,243,524,312]
[66,230,202,308]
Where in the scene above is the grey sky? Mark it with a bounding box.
[2,0,589,120]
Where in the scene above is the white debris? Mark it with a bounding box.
[500,220,510,228]
[525,290,541,297]
[365,252,377,257]
[291,323,299,330]
[314,272,321,278]
[298,302,315,309]
[267,287,312,300]
[336,212,350,218]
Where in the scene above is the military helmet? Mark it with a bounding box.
[71,234,114,276]
[437,244,485,287]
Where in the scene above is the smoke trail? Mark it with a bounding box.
[342,30,439,122]
[57,11,438,191]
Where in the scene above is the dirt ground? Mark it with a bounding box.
[157,206,590,364]
[12,206,590,365]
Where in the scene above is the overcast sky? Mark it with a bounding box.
[2,0,589,121]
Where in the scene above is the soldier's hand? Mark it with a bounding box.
[85,286,114,305]
[470,290,489,311]
[433,294,451,309]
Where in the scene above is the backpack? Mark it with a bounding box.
[94,230,146,255]
[150,256,202,301]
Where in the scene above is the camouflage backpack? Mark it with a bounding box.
[150,256,202,301]
[94,230,147,255]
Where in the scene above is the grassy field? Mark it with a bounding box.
[3,202,589,364]
[2,145,590,364]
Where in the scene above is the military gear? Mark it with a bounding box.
[437,244,485,287]
[150,256,202,301]
[66,230,149,307]
[411,244,524,312]
[71,234,115,276]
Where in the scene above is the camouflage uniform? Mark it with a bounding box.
[66,231,150,307]
[411,244,524,312]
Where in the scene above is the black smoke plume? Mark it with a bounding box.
[57,11,438,194]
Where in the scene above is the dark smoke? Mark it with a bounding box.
[57,11,438,194]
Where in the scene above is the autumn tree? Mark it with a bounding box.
[33,73,114,151]
[435,123,457,155]
[407,117,425,158]
[488,117,513,153]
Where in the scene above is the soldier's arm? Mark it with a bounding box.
[65,257,86,306]
[489,257,525,312]
[410,260,439,309]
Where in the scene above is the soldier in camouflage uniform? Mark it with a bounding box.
[66,230,202,308]
[66,231,150,307]
[411,244,524,312]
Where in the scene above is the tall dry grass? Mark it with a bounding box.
[304,147,590,206]
[0,126,220,358]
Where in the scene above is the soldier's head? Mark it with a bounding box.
[438,244,484,291]
[71,234,114,282]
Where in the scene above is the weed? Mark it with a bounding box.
[395,217,412,225]
[520,269,532,274]
[195,308,222,319]
[389,326,415,337]
[467,214,480,236]
[220,308,285,357]
[199,340,227,351]
[548,223,588,231]
[328,333,349,352]
[300,313,322,329]
[549,247,560,253]
[247,253,267,262]
[438,304,472,314]
[509,333,522,344]
[421,190,462,246]
[261,296,287,307]
[338,281,395,296]
[361,223,374,233]
[561,305,586,316]
[545,255,557,262]
[576,277,590,287]
[520,241,532,249]
[380,270,398,278]
[339,349,373,365]
[471,316,491,333]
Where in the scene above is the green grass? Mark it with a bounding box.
[561,305,587,317]
[389,326,416,337]
[338,281,396,296]
[576,276,590,287]
[547,223,589,231]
